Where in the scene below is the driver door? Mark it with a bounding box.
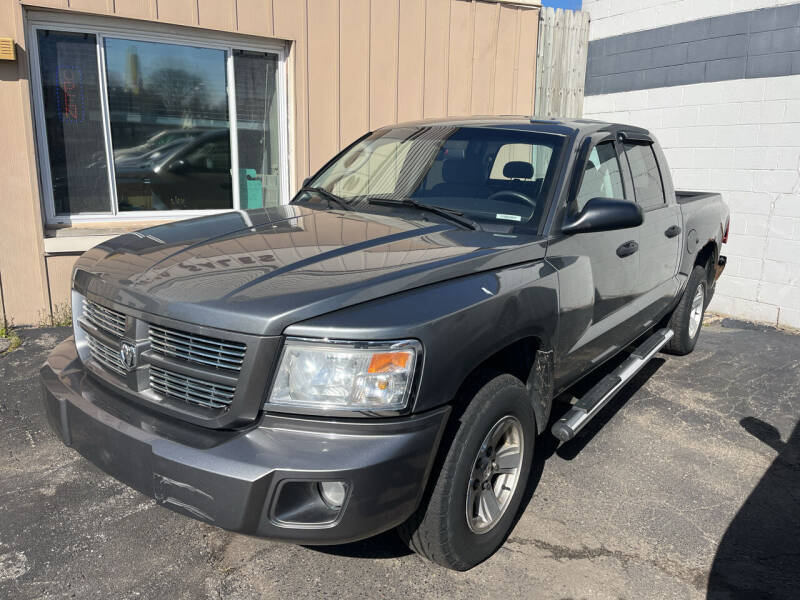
[548,137,642,386]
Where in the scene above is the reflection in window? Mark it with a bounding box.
[104,38,231,211]
[33,26,285,220]
[234,51,281,209]
[624,143,665,210]
[37,30,111,215]
[575,142,625,212]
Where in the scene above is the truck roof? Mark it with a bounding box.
[388,115,650,138]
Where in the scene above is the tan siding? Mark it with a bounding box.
[306,0,340,172]
[493,4,520,115]
[446,0,473,116]
[396,0,425,122]
[273,0,309,185]
[235,0,274,36]
[155,0,197,26]
[368,0,399,129]
[2,0,541,324]
[67,0,111,13]
[471,0,500,114]
[338,0,370,147]
[423,0,450,118]
[113,0,153,19]
[46,255,81,311]
[197,0,235,31]
[514,6,538,114]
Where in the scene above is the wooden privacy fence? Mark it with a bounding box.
[534,7,591,119]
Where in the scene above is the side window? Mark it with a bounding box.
[624,142,665,210]
[574,141,625,212]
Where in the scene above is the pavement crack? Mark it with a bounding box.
[506,537,707,591]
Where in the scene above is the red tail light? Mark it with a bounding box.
[722,218,730,244]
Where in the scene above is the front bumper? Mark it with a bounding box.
[41,338,449,544]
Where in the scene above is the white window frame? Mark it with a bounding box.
[26,10,291,225]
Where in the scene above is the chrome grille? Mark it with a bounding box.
[149,324,246,372]
[84,300,127,338]
[149,365,235,409]
[87,335,125,376]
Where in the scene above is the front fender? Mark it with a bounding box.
[284,260,559,415]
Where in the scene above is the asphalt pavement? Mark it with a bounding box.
[1,320,798,599]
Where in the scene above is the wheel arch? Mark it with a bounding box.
[450,335,554,434]
[695,241,718,285]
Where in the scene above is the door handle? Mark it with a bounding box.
[616,240,639,258]
[665,225,681,238]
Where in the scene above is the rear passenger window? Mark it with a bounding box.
[574,141,625,212]
[489,143,551,181]
[624,143,665,210]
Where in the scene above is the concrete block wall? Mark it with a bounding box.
[583,1,800,329]
[583,0,800,41]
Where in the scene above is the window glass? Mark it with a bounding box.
[234,51,281,209]
[104,38,231,211]
[305,126,566,229]
[37,30,111,215]
[575,141,625,212]
[489,143,552,182]
[624,142,665,210]
[33,27,286,221]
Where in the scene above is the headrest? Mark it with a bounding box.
[503,161,534,179]
[442,158,484,184]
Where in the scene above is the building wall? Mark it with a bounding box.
[583,0,800,329]
[583,0,800,41]
[0,0,541,325]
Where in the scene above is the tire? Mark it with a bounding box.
[664,264,709,356]
[398,374,536,570]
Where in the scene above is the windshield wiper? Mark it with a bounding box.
[297,186,352,211]
[367,198,478,230]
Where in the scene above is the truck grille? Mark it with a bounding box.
[149,324,246,372]
[149,365,236,409]
[73,292,274,426]
[87,335,125,376]
[84,299,127,338]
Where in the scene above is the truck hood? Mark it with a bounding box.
[74,205,546,335]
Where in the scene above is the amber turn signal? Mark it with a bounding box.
[367,351,411,373]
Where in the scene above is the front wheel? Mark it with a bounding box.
[398,374,536,570]
[664,264,708,355]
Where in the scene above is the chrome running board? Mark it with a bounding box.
[551,328,674,443]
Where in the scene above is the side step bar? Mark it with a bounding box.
[551,328,674,443]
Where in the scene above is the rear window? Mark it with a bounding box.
[624,143,665,210]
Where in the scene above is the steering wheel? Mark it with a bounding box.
[487,190,537,211]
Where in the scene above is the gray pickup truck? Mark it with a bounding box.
[41,117,729,570]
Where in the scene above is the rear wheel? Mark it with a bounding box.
[664,264,708,355]
[398,374,536,570]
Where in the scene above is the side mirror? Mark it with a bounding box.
[168,159,188,173]
[561,197,643,235]
[302,177,312,188]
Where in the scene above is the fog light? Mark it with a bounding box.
[317,481,347,509]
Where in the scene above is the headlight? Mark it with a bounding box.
[268,338,421,412]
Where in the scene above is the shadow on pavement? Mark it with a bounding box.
[303,529,412,560]
[551,358,665,462]
[707,417,800,599]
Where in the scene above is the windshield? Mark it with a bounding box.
[301,125,566,229]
